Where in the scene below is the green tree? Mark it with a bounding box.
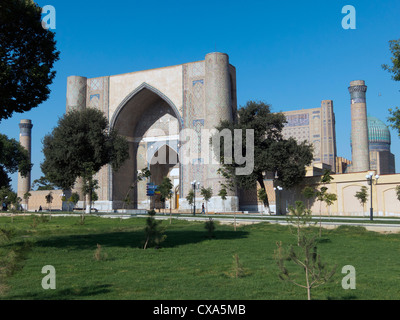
[387,107,400,138]
[23,191,31,213]
[257,188,268,214]
[302,186,316,210]
[1,188,21,212]
[396,185,400,202]
[382,39,400,137]
[0,186,13,210]
[0,134,32,188]
[143,209,166,249]
[91,191,98,210]
[218,187,228,213]
[41,108,129,213]
[324,193,337,217]
[81,164,99,213]
[0,0,60,121]
[355,186,368,217]
[382,39,400,82]
[275,236,336,300]
[45,191,53,211]
[287,201,314,246]
[205,218,216,239]
[158,176,173,216]
[218,187,236,229]
[68,192,80,212]
[31,176,57,191]
[212,101,313,214]
[200,186,213,214]
[186,189,194,213]
[123,167,151,209]
[315,169,335,237]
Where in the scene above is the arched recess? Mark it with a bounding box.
[148,145,179,210]
[383,188,398,215]
[341,184,366,215]
[110,83,183,209]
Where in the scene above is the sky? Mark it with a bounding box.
[1,0,400,192]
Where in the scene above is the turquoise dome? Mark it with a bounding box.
[367,116,391,146]
[350,116,391,151]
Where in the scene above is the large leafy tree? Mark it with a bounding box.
[212,100,313,213]
[382,39,400,82]
[382,39,400,136]
[0,0,54,188]
[0,133,32,188]
[0,0,60,120]
[41,108,129,211]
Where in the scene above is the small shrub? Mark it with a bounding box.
[144,210,167,249]
[93,244,108,261]
[205,218,215,238]
[40,214,49,223]
[335,225,367,235]
[0,250,18,277]
[30,216,38,229]
[229,254,246,278]
[0,227,15,243]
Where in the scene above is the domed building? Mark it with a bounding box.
[367,116,395,174]
[350,116,395,174]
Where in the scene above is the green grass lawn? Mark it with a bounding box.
[0,214,399,300]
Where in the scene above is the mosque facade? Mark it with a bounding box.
[64,52,239,212]
[16,56,400,216]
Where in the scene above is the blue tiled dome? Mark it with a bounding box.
[350,116,391,151]
[367,116,391,145]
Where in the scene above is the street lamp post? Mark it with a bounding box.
[365,173,379,221]
[191,180,200,216]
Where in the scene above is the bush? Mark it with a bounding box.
[205,218,215,238]
[144,210,166,249]
[93,244,108,261]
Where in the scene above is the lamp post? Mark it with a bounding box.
[273,186,283,215]
[191,180,200,216]
[365,173,379,221]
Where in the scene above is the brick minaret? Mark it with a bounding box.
[17,119,33,209]
[349,80,370,172]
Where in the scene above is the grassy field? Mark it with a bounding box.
[0,214,399,300]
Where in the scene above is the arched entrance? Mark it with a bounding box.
[149,144,179,210]
[110,83,182,209]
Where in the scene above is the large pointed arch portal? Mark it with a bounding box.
[110,83,183,209]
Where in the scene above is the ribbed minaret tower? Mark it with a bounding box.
[17,119,33,209]
[204,52,238,211]
[349,80,370,172]
[66,76,87,209]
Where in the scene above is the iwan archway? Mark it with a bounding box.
[110,83,182,209]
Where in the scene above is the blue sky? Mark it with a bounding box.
[2,0,400,191]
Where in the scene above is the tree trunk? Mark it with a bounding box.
[257,176,271,214]
[144,236,149,250]
[306,268,311,300]
[85,192,91,214]
[319,201,322,237]
[169,198,172,224]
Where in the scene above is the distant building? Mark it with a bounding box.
[335,156,352,174]
[281,100,337,172]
